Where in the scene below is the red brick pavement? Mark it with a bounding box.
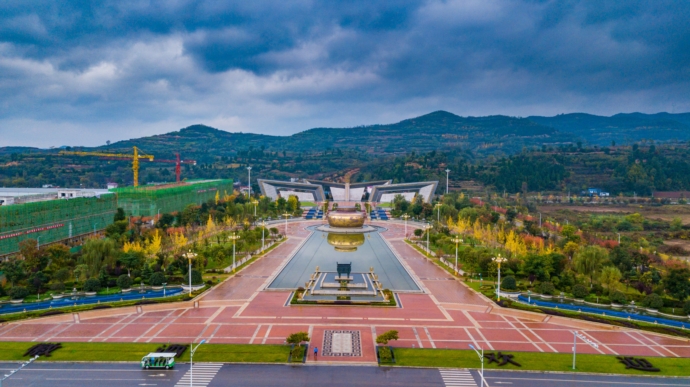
[1,220,688,363]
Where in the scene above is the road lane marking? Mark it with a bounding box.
[439,369,478,386]
[484,376,690,386]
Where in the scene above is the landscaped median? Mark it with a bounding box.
[393,348,690,377]
[0,342,291,363]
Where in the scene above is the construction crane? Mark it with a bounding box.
[154,153,197,183]
[58,146,154,187]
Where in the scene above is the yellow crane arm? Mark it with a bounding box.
[58,150,154,160]
[58,146,153,187]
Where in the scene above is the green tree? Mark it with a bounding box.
[81,239,117,278]
[671,217,683,231]
[114,207,126,222]
[19,239,43,273]
[574,246,609,285]
[53,267,71,284]
[501,276,517,290]
[561,225,580,243]
[1,259,26,287]
[117,274,132,289]
[599,266,622,293]
[83,278,101,292]
[665,268,690,301]
[286,331,309,360]
[643,293,664,309]
[149,272,167,286]
[119,251,144,277]
[376,330,399,345]
[522,254,553,282]
[572,284,589,299]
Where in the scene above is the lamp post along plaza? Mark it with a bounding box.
[282,212,291,237]
[251,199,259,218]
[0,355,39,387]
[259,220,267,252]
[401,214,410,239]
[424,222,432,254]
[451,236,463,275]
[189,339,206,387]
[246,166,252,197]
[435,203,442,224]
[184,251,197,295]
[445,169,451,194]
[492,254,507,301]
[228,233,241,272]
[469,344,485,387]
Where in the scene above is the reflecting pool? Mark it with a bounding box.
[268,226,420,292]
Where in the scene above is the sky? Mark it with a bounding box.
[1,0,689,147]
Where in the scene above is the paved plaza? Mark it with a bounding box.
[0,221,688,364]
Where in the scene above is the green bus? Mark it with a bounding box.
[141,352,176,369]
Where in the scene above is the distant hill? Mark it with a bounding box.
[71,111,575,161]
[8,110,690,161]
[528,112,690,146]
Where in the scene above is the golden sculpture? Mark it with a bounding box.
[327,233,365,252]
[327,206,365,228]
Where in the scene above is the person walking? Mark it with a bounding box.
[313,346,318,360]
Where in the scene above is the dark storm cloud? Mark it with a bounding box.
[0,0,688,147]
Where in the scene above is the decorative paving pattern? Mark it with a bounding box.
[323,330,362,357]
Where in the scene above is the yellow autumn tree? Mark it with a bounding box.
[123,240,143,253]
[171,231,188,252]
[215,191,220,205]
[224,216,237,230]
[504,230,527,257]
[206,215,216,235]
[145,229,162,258]
[472,219,483,240]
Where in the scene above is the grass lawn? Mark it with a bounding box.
[0,342,290,363]
[394,348,690,377]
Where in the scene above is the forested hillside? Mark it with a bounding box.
[3,110,690,194]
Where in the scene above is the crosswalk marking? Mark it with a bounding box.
[175,363,223,387]
[439,369,478,387]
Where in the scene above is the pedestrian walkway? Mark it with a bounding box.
[439,369,478,387]
[175,363,223,387]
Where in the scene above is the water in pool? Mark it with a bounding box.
[267,226,420,292]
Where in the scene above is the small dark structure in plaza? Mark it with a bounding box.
[337,262,352,279]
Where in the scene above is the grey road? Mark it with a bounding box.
[2,363,689,387]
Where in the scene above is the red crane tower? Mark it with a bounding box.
[155,153,196,183]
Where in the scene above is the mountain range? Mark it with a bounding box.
[4,111,690,161]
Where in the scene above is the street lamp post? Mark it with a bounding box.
[162,282,167,297]
[251,199,259,218]
[0,355,39,387]
[246,166,252,197]
[189,339,206,387]
[435,203,442,224]
[282,212,291,237]
[617,232,621,244]
[424,222,432,254]
[571,330,599,370]
[445,169,451,194]
[259,220,267,252]
[36,236,40,249]
[468,344,485,387]
[451,236,463,275]
[538,212,542,228]
[492,254,507,301]
[183,251,197,296]
[228,233,241,272]
[401,214,410,239]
